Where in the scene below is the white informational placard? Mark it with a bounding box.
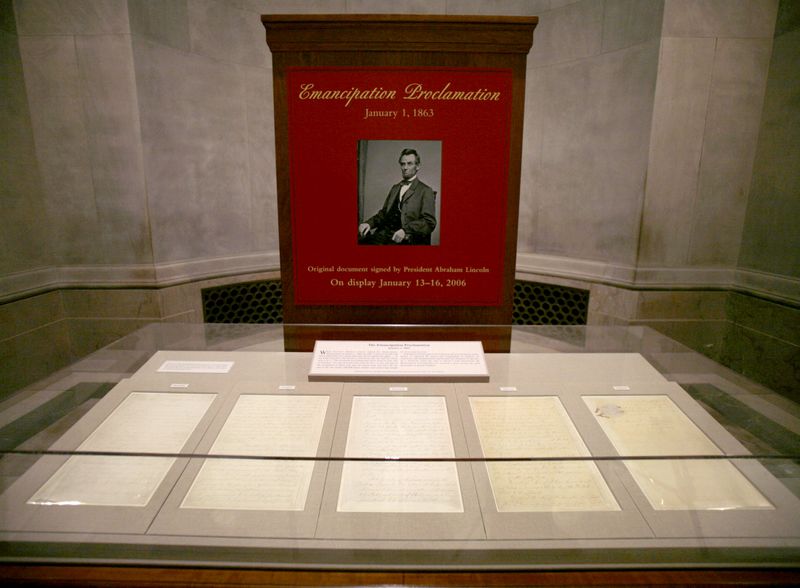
[157,360,235,374]
[309,340,489,382]
[338,396,463,513]
[584,395,773,511]
[28,392,216,507]
[470,396,619,512]
[181,395,329,511]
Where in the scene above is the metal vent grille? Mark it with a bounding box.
[201,279,588,326]
[513,281,588,325]
[202,280,283,324]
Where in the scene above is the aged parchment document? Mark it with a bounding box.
[470,396,619,511]
[29,392,216,507]
[584,395,772,510]
[181,394,328,510]
[338,396,463,513]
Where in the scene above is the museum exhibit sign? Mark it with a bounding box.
[262,15,537,350]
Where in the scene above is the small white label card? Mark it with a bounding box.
[158,360,234,374]
[309,340,488,382]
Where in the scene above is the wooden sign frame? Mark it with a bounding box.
[262,15,537,351]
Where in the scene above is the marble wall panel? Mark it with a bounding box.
[0,320,72,400]
[18,29,152,269]
[257,0,346,14]
[1,0,15,32]
[346,0,444,14]
[243,65,279,253]
[721,321,800,402]
[158,269,278,321]
[587,283,638,321]
[18,35,99,266]
[133,36,257,264]
[1,195,50,277]
[774,0,800,36]
[159,281,203,321]
[636,290,727,320]
[585,311,630,327]
[226,1,267,13]
[533,40,659,265]
[663,0,778,39]
[638,37,714,266]
[0,291,62,339]
[445,0,549,15]
[727,292,800,347]
[738,28,800,278]
[517,69,543,253]
[61,289,161,320]
[634,318,726,361]
[74,34,153,265]
[162,310,198,323]
[531,58,592,257]
[528,0,603,68]
[601,0,665,53]
[188,0,268,68]
[13,0,129,35]
[128,0,191,52]
[0,27,50,276]
[65,317,155,358]
[688,38,772,267]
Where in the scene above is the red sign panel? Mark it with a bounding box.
[287,67,513,306]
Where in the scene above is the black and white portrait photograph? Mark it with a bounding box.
[357,140,442,246]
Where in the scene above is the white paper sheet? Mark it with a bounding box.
[584,395,773,510]
[28,392,216,507]
[470,397,619,512]
[181,394,328,511]
[337,396,463,513]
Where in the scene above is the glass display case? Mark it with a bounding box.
[1,324,798,578]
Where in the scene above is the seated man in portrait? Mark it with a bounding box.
[358,148,437,245]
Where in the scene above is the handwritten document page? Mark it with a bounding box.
[28,392,216,507]
[310,340,488,381]
[469,397,619,512]
[182,394,329,511]
[584,395,772,510]
[337,396,463,513]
